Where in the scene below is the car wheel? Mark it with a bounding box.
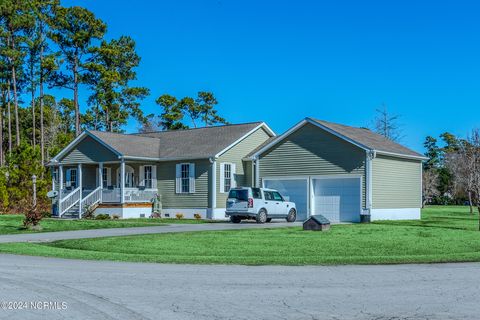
[286,209,296,222]
[256,209,267,224]
[230,216,242,224]
[266,218,272,223]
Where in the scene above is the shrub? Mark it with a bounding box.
[175,213,184,220]
[95,213,111,220]
[194,213,202,220]
[23,206,43,230]
[81,205,96,220]
[41,211,52,218]
[112,214,120,220]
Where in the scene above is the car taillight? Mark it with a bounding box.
[248,198,254,208]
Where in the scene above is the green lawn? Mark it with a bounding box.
[1,206,480,265]
[0,215,208,235]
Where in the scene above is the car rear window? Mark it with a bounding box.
[228,189,249,201]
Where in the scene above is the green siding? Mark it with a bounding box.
[259,123,367,207]
[157,160,210,209]
[216,127,272,208]
[59,135,118,164]
[372,155,422,209]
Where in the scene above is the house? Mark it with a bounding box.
[247,117,427,222]
[48,117,426,222]
[48,122,275,219]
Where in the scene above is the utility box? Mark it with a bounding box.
[303,215,331,231]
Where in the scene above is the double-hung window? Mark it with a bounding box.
[102,168,108,187]
[69,168,77,188]
[144,165,153,189]
[176,163,195,194]
[181,164,190,193]
[220,163,236,193]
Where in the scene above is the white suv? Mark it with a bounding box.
[225,187,297,223]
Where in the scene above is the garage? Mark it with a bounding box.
[312,177,361,222]
[262,178,308,221]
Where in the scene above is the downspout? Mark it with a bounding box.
[366,150,376,214]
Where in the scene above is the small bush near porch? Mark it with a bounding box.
[2,206,480,265]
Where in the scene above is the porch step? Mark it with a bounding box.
[61,204,80,219]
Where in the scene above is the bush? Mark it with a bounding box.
[194,213,202,220]
[95,213,111,220]
[175,213,184,220]
[23,206,43,230]
[112,214,120,220]
[81,205,96,220]
[41,211,52,218]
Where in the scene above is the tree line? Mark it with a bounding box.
[0,0,226,214]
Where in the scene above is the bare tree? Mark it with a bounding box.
[373,104,403,142]
[445,150,474,213]
[422,169,439,207]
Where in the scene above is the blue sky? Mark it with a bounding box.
[61,0,480,152]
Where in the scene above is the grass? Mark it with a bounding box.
[0,215,208,235]
[1,206,480,265]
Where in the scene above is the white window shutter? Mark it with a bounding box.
[231,163,237,188]
[219,163,225,193]
[139,166,145,187]
[175,164,181,193]
[189,163,195,193]
[106,168,112,186]
[152,165,157,189]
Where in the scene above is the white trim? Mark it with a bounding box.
[420,162,423,208]
[215,123,276,158]
[50,131,122,165]
[370,208,421,220]
[365,151,375,211]
[210,160,217,210]
[120,159,125,204]
[249,117,427,161]
[255,159,260,187]
[375,150,428,161]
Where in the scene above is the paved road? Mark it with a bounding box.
[0,254,479,320]
[0,221,301,243]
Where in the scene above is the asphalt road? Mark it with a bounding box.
[0,221,301,243]
[0,254,479,320]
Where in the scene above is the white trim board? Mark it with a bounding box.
[370,208,421,221]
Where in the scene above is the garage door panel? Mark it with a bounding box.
[263,179,308,221]
[314,178,361,222]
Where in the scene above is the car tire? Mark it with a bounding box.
[286,209,296,222]
[266,218,272,223]
[256,209,268,224]
[230,216,242,224]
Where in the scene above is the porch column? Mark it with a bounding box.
[78,163,83,216]
[210,158,217,214]
[98,163,103,202]
[120,158,125,204]
[58,165,63,215]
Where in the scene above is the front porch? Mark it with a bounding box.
[52,161,158,218]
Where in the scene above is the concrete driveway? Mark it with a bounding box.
[0,254,479,320]
[0,221,301,243]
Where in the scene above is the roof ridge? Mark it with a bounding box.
[131,121,264,136]
[88,130,163,142]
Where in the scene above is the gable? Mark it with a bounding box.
[59,135,119,164]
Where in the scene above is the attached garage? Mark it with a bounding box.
[249,117,426,222]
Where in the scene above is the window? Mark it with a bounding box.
[272,191,284,201]
[102,168,108,187]
[224,163,231,192]
[228,189,248,201]
[220,163,236,193]
[181,163,190,193]
[144,166,152,189]
[264,191,273,201]
[252,188,262,199]
[70,169,77,188]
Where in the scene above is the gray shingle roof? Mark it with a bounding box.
[89,122,270,160]
[310,118,425,158]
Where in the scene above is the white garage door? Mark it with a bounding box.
[313,177,361,222]
[263,179,308,221]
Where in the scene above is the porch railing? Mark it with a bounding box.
[80,187,102,215]
[102,188,121,203]
[59,187,81,216]
[124,189,157,203]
